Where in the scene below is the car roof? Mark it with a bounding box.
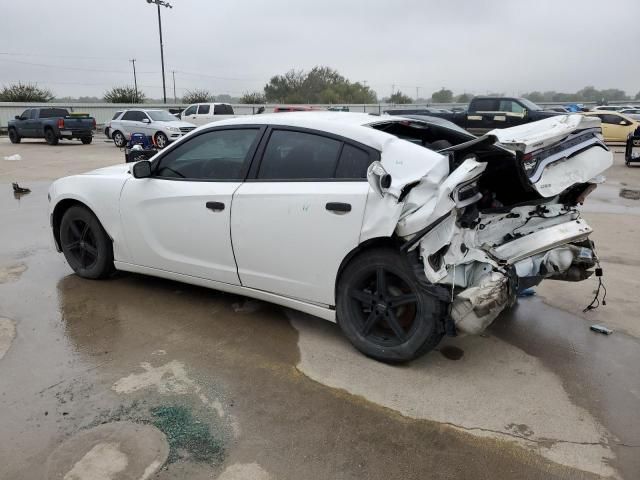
[206,112,416,151]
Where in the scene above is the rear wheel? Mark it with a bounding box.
[44,128,59,145]
[154,131,169,149]
[81,136,93,144]
[60,206,114,279]
[8,128,21,144]
[336,248,445,363]
[112,131,126,148]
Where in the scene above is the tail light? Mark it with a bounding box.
[92,118,96,130]
[57,118,64,129]
[521,152,539,176]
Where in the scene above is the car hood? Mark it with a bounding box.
[81,164,131,176]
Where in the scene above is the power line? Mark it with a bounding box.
[0,57,158,75]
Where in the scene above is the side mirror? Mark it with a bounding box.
[14,115,22,120]
[142,118,151,124]
[132,160,152,178]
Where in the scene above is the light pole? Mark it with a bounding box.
[172,70,177,103]
[129,59,138,102]
[146,0,172,104]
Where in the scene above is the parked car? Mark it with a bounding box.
[8,107,96,145]
[582,111,640,142]
[110,109,196,148]
[273,106,320,113]
[179,103,235,126]
[385,107,453,115]
[104,111,123,139]
[591,105,635,112]
[48,112,611,363]
[620,108,640,115]
[409,96,562,135]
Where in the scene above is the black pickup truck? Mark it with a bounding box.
[386,97,561,135]
[8,107,96,145]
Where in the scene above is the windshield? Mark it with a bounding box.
[148,110,178,122]
[519,98,542,111]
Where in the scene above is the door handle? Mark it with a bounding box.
[206,201,225,211]
[326,202,351,213]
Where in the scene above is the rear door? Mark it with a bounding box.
[465,98,499,134]
[232,127,375,305]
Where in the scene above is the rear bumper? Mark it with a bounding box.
[59,129,93,138]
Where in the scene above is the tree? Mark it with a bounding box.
[455,93,473,103]
[431,88,453,103]
[523,91,544,103]
[387,91,413,104]
[263,66,377,104]
[240,91,266,104]
[104,86,145,103]
[182,89,214,104]
[0,82,53,102]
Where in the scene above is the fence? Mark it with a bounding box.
[2,101,638,129]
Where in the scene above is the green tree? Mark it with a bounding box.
[0,82,53,102]
[240,91,266,104]
[263,66,376,104]
[388,91,413,104]
[455,93,473,103]
[182,89,214,104]
[431,88,453,103]
[104,86,145,103]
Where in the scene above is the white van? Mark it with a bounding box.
[180,103,236,126]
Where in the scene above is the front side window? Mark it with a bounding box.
[184,105,197,116]
[258,130,342,180]
[198,104,210,115]
[498,100,525,113]
[155,129,259,180]
[20,109,31,119]
[111,111,123,120]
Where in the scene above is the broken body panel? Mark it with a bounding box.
[367,114,612,335]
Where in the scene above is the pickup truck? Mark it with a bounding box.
[386,97,561,135]
[8,108,96,145]
[179,103,236,126]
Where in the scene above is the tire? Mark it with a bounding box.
[112,130,126,148]
[45,128,59,146]
[81,136,93,144]
[154,131,169,149]
[104,127,110,138]
[336,247,445,363]
[60,206,115,279]
[8,128,21,144]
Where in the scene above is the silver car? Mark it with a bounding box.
[110,109,197,148]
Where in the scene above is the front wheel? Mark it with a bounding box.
[8,128,21,144]
[336,248,445,363]
[44,128,59,145]
[81,136,93,144]
[60,206,114,279]
[112,131,126,148]
[154,132,169,149]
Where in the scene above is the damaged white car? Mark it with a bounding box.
[48,112,612,362]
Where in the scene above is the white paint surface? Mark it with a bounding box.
[63,442,128,480]
[217,463,271,480]
[0,317,16,360]
[289,313,616,477]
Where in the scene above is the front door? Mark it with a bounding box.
[232,128,374,306]
[119,126,264,284]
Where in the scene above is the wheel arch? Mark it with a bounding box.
[52,199,111,251]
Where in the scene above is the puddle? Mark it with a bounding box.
[0,263,27,283]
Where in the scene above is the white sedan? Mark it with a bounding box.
[48,112,612,362]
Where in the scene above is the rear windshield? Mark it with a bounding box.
[39,108,70,118]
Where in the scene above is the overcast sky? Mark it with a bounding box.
[1,0,638,100]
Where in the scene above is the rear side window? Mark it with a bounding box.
[335,144,372,179]
[122,110,147,122]
[40,108,69,118]
[471,99,498,112]
[214,104,234,115]
[197,104,210,114]
[258,130,341,180]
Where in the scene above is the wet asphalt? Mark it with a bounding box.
[1,144,639,479]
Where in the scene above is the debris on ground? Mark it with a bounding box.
[590,324,613,335]
[12,183,31,198]
[3,154,22,161]
[619,188,640,200]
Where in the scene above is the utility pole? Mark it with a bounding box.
[145,0,173,104]
[129,59,138,103]
[172,70,177,103]
[416,86,419,102]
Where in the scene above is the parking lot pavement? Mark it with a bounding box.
[0,137,639,479]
